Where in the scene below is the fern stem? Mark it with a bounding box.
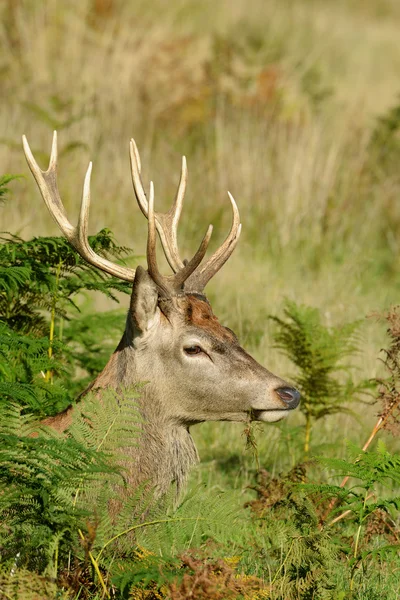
[78,529,110,599]
[350,488,369,592]
[322,407,397,523]
[328,492,374,527]
[46,259,62,383]
[73,415,118,508]
[96,517,216,563]
[96,415,118,453]
[270,537,296,586]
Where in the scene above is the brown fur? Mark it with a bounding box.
[41,405,74,433]
[183,295,237,342]
[86,348,124,391]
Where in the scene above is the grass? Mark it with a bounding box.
[1,0,400,597]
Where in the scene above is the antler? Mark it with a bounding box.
[22,131,136,282]
[130,139,242,293]
[184,191,241,292]
[130,139,186,274]
[146,180,213,295]
[23,131,241,295]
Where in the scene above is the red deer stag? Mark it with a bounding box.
[22,132,300,496]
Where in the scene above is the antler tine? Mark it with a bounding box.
[184,192,242,293]
[129,138,147,216]
[167,154,187,270]
[130,139,185,273]
[173,224,213,288]
[23,131,136,282]
[22,131,75,240]
[146,179,214,294]
[147,181,171,295]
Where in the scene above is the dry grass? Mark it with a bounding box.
[2,0,400,464]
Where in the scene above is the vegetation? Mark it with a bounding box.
[270,301,370,458]
[0,227,131,414]
[1,0,400,597]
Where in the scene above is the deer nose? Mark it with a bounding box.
[275,386,301,409]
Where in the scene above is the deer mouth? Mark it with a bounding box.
[252,409,291,423]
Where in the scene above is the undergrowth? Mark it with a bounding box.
[0,175,399,599]
[0,227,131,415]
[1,1,400,594]
[270,300,371,458]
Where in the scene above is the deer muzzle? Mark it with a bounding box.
[275,386,301,410]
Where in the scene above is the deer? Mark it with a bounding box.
[22,131,300,498]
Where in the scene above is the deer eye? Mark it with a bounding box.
[184,345,203,355]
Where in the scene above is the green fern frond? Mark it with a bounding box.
[0,174,22,203]
[270,300,370,455]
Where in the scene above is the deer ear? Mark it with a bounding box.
[130,266,160,333]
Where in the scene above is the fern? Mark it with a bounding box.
[0,228,135,415]
[63,310,126,392]
[0,322,70,415]
[300,442,400,591]
[0,231,132,335]
[0,174,22,204]
[109,489,253,596]
[250,492,338,600]
[0,404,118,575]
[376,306,400,438]
[270,300,370,457]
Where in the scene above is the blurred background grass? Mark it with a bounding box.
[2,0,400,480]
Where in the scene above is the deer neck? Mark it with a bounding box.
[87,331,199,496]
[131,385,199,497]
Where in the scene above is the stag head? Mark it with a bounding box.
[23,132,300,493]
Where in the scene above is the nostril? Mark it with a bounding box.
[276,386,301,409]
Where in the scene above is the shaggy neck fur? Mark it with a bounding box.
[131,386,199,497]
[86,327,199,497]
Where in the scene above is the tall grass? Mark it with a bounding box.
[1,0,400,458]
